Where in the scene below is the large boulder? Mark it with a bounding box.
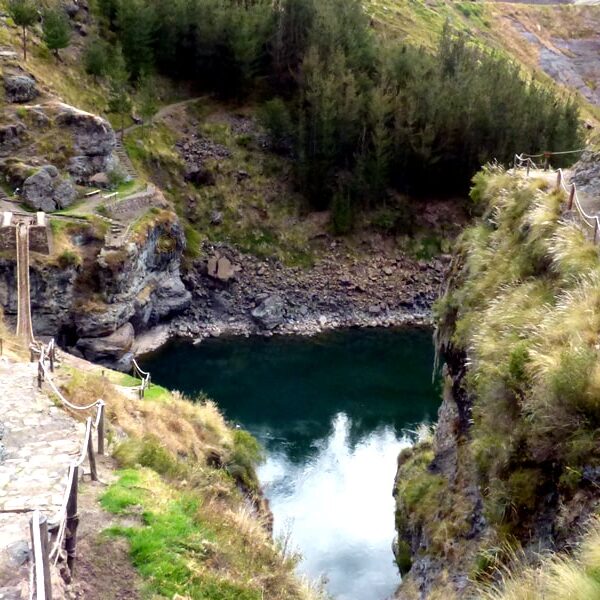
[3,75,38,104]
[572,151,600,196]
[207,255,237,282]
[151,276,192,322]
[76,322,135,365]
[251,294,285,330]
[53,103,116,183]
[22,166,76,212]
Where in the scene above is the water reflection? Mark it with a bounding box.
[141,328,440,600]
[259,413,410,600]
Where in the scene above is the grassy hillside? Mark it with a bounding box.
[366,0,600,122]
[57,360,324,600]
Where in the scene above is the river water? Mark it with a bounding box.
[141,327,440,600]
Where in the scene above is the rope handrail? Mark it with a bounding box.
[29,339,106,597]
[132,358,151,397]
[513,153,600,244]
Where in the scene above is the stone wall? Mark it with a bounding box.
[105,186,167,220]
[0,224,51,254]
[0,226,15,252]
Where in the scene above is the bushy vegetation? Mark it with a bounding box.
[437,168,600,535]
[91,0,582,226]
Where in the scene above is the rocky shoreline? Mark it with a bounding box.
[133,240,448,356]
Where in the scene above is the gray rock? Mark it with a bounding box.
[572,151,600,196]
[0,421,4,439]
[0,441,5,465]
[5,541,29,566]
[76,322,135,365]
[0,122,26,153]
[55,103,116,183]
[22,166,76,212]
[3,75,38,103]
[251,294,285,330]
[151,276,192,322]
[89,172,110,188]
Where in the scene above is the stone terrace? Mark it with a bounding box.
[0,357,84,593]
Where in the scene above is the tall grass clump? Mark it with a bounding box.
[478,517,600,600]
[437,168,600,534]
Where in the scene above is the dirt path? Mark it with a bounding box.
[73,456,142,600]
[123,96,205,137]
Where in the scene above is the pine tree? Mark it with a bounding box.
[116,0,156,80]
[107,46,132,139]
[7,0,38,61]
[42,8,71,60]
[137,73,158,136]
[84,38,110,80]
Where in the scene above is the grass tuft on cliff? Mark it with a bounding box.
[480,517,600,600]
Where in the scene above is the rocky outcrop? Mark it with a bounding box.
[72,217,191,366]
[0,214,190,370]
[22,165,76,211]
[3,75,38,104]
[0,123,26,152]
[53,103,117,183]
[76,322,134,368]
[571,150,600,196]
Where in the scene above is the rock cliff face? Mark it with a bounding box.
[0,217,190,370]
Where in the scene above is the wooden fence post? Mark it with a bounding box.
[65,466,79,575]
[87,432,98,482]
[97,403,105,456]
[49,347,54,373]
[37,361,43,390]
[556,170,562,190]
[595,220,599,244]
[30,512,52,600]
[568,184,575,211]
[0,338,3,356]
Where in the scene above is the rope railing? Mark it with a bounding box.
[132,358,151,399]
[514,152,600,244]
[28,340,106,600]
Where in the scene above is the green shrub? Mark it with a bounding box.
[507,468,543,512]
[331,190,354,235]
[114,436,182,477]
[57,249,80,268]
[257,98,291,149]
[226,430,264,491]
[395,539,412,575]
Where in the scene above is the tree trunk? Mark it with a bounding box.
[22,27,27,61]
